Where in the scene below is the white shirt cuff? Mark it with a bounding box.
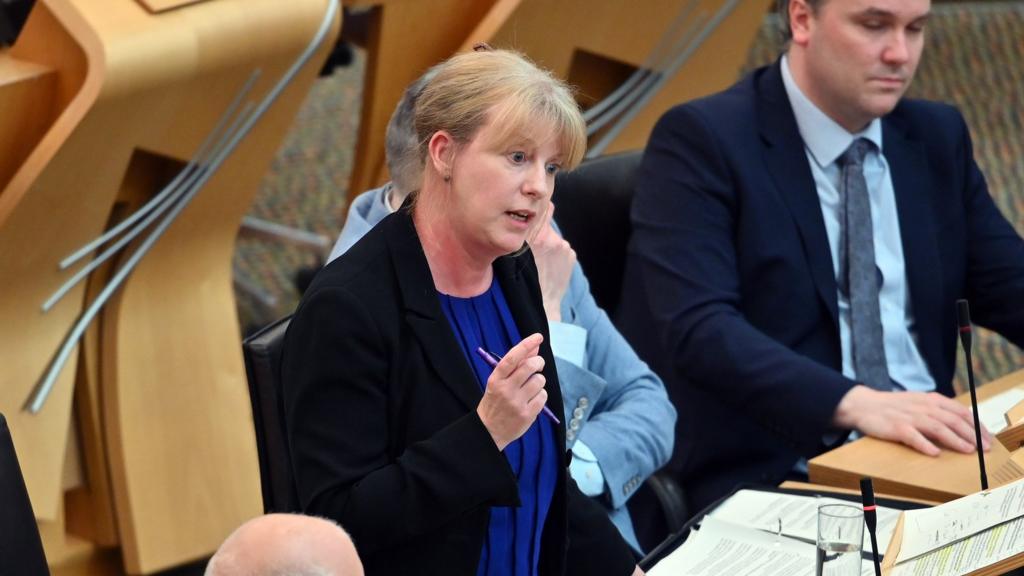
[548,321,587,367]
[569,439,605,497]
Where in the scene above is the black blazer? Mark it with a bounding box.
[619,61,1024,512]
[281,207,634,576]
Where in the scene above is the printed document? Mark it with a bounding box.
[648,516,876,576]
[710,489,900,553]
[896,477,1024,562]
[890,516,1024,576]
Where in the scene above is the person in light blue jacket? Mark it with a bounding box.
[327,66,675,554]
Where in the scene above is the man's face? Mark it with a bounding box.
[790,0,931,132]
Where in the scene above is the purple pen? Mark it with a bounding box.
[474,347,561,424]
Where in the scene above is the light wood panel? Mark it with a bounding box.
[0,0,102,523]
[778,481,941,507]
[809,369,1024,503]
[346,0,773,195]
[346,0,498,197]
[485,0,774,155]
[0,0,339,572]
[0,57,56,195]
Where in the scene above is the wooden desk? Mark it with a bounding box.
[809,369,1024,503]
[778,480,941,507]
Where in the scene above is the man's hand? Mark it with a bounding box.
[834,385,993,456]
[529,203,575,322]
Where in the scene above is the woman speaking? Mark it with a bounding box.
[281,48,641,576]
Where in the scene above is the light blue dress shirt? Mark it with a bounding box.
[328,185,676,553]
[781,56,936,393]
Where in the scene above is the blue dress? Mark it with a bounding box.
[438,280,559,576]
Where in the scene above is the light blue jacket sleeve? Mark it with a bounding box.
[556,260,676,511]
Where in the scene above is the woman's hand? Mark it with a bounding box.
[529,203,575,322]
[476,333,548,451]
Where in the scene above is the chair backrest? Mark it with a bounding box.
[553,150,643,317]
[0,413,49,575]
[242,315,301,513]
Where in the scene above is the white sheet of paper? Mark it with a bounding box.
[709,489,900,555]
[977,387,1024,433]
[891,515,1024,576]
[648,516,877,576]
[897,477,1024,562]
[648,516,816,576]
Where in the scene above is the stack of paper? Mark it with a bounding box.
[711,489,901,553]
[977,387,1024,434]
[649,516,877,576]
[887,479,1024,576]
[647,490,899,576]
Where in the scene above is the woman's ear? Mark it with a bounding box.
[427,131,455,179]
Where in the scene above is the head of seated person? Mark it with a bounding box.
[204,513,363,576]
[410,47,586,270]
[380,66,432,206]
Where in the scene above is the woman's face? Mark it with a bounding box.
[446,114,563,260]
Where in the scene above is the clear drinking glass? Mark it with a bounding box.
[816,503,864,576]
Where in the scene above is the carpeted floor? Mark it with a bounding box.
[235,2,1024,387]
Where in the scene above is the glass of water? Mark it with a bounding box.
[816,503,864,576]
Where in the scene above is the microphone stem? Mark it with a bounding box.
[965,353,988,491]
[869,529,881,576]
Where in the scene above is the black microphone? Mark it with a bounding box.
[957,299,988,491]
[860,477,882,576]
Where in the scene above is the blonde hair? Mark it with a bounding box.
[414,49,586,176]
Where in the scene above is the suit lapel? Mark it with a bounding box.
[383,209,482,412]
[494,252,566,438]
[757,63,839,326]
[383,208,568,453]
[884,116,944,376]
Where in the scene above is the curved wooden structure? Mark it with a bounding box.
[346,0,773,195]
[0,0,340,573]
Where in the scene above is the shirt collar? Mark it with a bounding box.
[780,55,883,167]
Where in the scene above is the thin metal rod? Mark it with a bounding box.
[58,71,261,270]
[587,0,741,159]
[582,0,700,125]
[240,216,330,249]
[26,0,340,414]
[41,101,256,312]
[585,12,707,136]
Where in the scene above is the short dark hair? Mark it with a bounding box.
[777,0,825,41]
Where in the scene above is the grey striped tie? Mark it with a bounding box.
[839,138,891,391]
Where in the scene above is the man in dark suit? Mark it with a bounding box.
[619,0,1024,512]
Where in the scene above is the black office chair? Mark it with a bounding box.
[554,150,689,551]
[0,413,50,575]
[242,315,300,514]
[553,149,643,318]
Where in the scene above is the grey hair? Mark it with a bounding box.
[384,65,441,195]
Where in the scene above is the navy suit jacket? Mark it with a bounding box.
[618,62,1024,512]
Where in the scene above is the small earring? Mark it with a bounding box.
[443,173,451,182]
